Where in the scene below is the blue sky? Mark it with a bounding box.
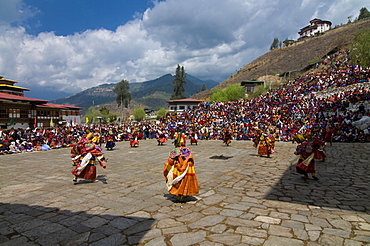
[22,0,157,36]
[0,0,369,100]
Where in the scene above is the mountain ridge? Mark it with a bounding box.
[50,73,218,112]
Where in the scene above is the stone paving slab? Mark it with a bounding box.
[0,139,369,245]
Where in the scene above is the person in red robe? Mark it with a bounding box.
[71,135,107,183]
[294,134,319,180]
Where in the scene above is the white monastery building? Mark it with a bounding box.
[298,18,332,40]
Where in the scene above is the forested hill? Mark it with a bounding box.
[193,18,370,100]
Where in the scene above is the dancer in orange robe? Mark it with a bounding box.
[163,147,199,201]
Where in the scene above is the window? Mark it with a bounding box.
[245,86,254,93]
[20,110,28,118]
[0,109,7,118]
[29,110,36,118]
[9,109,20,118]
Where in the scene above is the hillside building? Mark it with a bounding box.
[0,76,82,129]
[298,18,332,40]
[167,98,204,112]
[240,80,264,94]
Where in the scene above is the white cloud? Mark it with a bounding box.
[0,0,369,96]
[0,0,39,26]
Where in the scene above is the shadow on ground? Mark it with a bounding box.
[264,144,370,213]
[164,193,199,203]
[0,202,156,245]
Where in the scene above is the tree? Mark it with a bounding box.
[347,16,353,24]
[171,65,187,99]
[349,27,370,68]
[224,84,246,101]
[85,106,100,124]
[201,84,206,91]
[358,7,370,20]
[270,38,280,50]
[98,107,118,123]
[133,108,146,121]
[156,108,167,119]
[84,106,118,124]
[209,88,228,102]
[209,84,245,102]
[283,38,291,47]
[113,79,131,121]
[99,107,110,116]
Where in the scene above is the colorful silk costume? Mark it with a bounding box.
[294,135,320,179]
[254,129,274,157]
[173,132,186,147]
[223,130,232,146]
[163,147,199,198]
[71,137,106,182]
[157,132,167,145]
[190,133,198,145]
[129,132,139,147]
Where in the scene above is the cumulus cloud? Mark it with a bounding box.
[0,0,369,97]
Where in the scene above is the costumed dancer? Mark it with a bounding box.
[173,130,186,147]
[313,135,326,162]
[129,131,139,147]
[71,134,107,183]
[105,134,115,150]
[253,128,274,158]
[223,129,232,146]
[157,130,167,146]
[189,132,199,145]
[293,133,319,180]
[91,132,102,147]
[163,147,199,201]
[322,125,336,146]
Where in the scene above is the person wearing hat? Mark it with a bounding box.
[163,147,199,201]
[71,138,107,183]
[91,132,102,147]
[253,128,274,158]
[293,134,319,180]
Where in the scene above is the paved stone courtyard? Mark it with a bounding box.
[1,139,369,245]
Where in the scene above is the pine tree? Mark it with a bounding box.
[358,7,370,20]
[171,65,187,99]
[270,38,280,50]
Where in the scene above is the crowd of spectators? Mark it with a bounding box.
[1,50,369,154]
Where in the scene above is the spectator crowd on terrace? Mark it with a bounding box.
[1,50,369,154]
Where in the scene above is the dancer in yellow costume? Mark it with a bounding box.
[163,147,199,201]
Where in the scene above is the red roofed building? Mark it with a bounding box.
[0,76,82,129]
[167,98,204,112]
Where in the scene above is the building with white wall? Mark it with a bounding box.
[167,98,204,112]
[298,18,332,40]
